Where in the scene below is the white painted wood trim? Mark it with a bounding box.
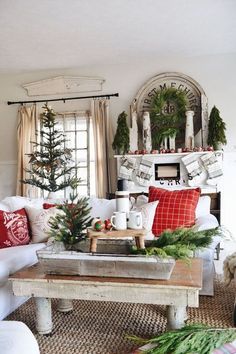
[22,76,105,96]
[11,280,200,307]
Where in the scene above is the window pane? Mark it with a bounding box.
[55,119,63,132]
[76,150,87,165]
[76,117,87,130]
[77,168,87,183]
[64,117,76,131]
[65,132,75,149]
[77,185,88,197]
[76,131,87,149]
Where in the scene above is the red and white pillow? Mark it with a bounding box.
[0,208,30,249]
[149,186,201,236]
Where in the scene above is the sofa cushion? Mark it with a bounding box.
[0,243,45,281]
[149,186,201,236]
[25,206,63,243]
[0,209,30,249]
[88,197,116,220]
[1,196,44,211]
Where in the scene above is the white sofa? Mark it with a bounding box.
[0,194,219,321]
[0,321,40,354]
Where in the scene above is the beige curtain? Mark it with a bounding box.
[16,104,38,197]
[91,99,116,198]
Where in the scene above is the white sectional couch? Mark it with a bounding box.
[0,194,220,320]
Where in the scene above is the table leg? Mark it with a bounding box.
[166,305,187,329]
[35,297,52,335]
[135,237,140,249]
[138,236,145,249]
[90,238,97,252]
[57,299,73,312]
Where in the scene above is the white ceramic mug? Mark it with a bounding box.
[128,211,143,229]
[111,211,127,230]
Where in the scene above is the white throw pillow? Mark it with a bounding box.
[25,206,63,243]
[195,196,211,218]
[136,200,159,233]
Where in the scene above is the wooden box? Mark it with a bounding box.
[37,246,175,280]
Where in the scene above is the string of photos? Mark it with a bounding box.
[118,152,223,187]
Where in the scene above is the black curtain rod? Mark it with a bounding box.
[7,93,119,105]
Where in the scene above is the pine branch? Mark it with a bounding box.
[131,227,221,260]
[128,324,236,354]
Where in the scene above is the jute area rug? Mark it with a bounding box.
[6,277,236,354]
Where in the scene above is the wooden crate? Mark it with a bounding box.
[37,246,175,280]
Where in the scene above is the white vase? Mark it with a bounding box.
[47,191,57,199]
[185,110,195,149]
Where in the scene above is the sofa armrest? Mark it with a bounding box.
[193,214,219,232]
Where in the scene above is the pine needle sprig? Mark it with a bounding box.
[131,227,221,260]
[128,324,236,354]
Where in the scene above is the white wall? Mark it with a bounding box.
[0,53,235,232]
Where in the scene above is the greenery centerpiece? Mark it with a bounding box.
[21,103,78,195]
[207,106,227,150]
[150,87,187,149]
[48,186,92,249]
[131,227,220,261]
[112,111,130,155]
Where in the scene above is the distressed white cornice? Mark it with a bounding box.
[22,76,105,96]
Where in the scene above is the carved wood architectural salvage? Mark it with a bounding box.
[22,76,105,96]
[132,72,208,147]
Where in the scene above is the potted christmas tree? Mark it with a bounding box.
[112,111,130,155]
[207,106,227,150]
[47,184,92,250]
[21,103,78,197]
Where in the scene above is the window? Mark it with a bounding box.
[56,111,96,198]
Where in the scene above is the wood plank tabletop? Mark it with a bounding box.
[87,227,147,238]
[9,258,203,290]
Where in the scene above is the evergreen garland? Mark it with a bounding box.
[131,227,220,261]
[207,106,227,150]
[48,188,92,246]
[112,111,130,155]
[129,323,236,354]
[150,88,187,149]
[21,103,79,192]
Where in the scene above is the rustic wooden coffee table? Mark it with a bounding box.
[9,258,202,335]
[87,227,147,252]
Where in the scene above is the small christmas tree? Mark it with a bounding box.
[207,106,227,150]
[112,111,130,155]
[21,103,78,193]
[48,186,92,247]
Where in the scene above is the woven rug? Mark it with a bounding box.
[6,277,236,354]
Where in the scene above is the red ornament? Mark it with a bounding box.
[104,219,112,230]
[151,149,159,154]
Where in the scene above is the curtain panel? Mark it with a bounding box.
[91,99,116,198]
[16,104,38,197]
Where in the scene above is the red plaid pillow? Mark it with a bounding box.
[0,208,30,248]
[148,186,201,236]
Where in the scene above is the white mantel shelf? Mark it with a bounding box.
[114,151,223,158]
